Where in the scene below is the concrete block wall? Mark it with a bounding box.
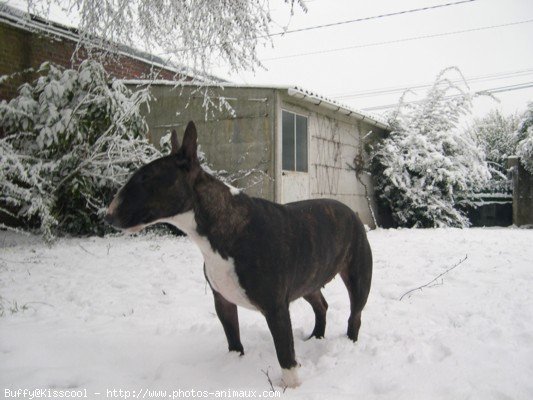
[134,84,278,201]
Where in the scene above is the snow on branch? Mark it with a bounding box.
[0,60,160,240]
[515,102,533,174]
[24,0,307,79]
[371,67,491,228]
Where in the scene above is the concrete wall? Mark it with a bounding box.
[509,157,533,226]
[135,84,277,200]
[278,94,386,227]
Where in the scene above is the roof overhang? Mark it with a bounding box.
[286,87,389,130]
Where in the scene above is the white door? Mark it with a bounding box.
[281,110,309,204]
[282,171,309,203]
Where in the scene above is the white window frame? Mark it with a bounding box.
[281,109,309,172]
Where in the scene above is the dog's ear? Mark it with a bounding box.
[170,129,180,154]
[181,121,198,164]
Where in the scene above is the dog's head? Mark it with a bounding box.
[105,121,200,232]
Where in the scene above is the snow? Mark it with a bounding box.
[1,228,532,399]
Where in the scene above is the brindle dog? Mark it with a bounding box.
[105,121,372,387]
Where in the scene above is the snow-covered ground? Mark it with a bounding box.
[1,228,532,399]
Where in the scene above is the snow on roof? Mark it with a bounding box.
[122,79,390,130]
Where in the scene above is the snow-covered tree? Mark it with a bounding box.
[515,102,533,174]
[467,109,520,193]
[372,67,490,228]
[0,60,160,240]
[24,0,306,77]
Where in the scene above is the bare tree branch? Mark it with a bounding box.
[399,254,468,301]
[25,0,307,78]
[261,368,276,393]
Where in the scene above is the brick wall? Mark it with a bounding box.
[0,21,182,102]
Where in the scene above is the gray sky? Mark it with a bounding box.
[7,0,532,121]
[214,0,533,120]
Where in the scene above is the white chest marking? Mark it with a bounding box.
[164,211,255,310]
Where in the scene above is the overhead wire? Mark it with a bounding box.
[360,81,533,111]
[263,19,533,61]
[154,0,478,56]
[264,2,533,113]
[332,67,533,100]
[481,81,533,94]
[269,0,477,37]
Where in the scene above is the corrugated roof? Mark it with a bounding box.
[286,86,389,129]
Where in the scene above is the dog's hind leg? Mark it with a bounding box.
[304,290,328,339]
[340,235,372,342]
[340,269,365,342]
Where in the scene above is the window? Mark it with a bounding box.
[282,110,308,172]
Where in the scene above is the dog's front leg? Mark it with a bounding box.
[264,305,301,388]
[212,289,244,355]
